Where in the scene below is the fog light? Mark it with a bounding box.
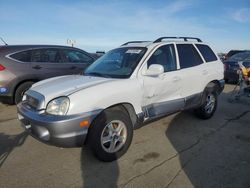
[0,87,7,93]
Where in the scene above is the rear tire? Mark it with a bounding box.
[14,81,34,104]
[194,87,218,119]
[87,107,133,162]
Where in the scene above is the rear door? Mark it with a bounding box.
[176,44,205,103]
[61,49,94,74]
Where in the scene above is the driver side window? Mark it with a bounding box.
[148,44,177,72]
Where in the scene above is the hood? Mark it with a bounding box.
[30,75,113,104]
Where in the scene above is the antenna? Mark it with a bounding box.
[0,37,8,45]
[67,39,76,47]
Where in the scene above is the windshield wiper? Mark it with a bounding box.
[84,72,111,78]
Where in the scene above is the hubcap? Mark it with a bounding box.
[205,93,216,113]
[101,120,127,153]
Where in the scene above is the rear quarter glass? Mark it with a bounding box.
[195,44,217,62]
[9,50,31,62]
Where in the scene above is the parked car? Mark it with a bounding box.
[224,50,248,61]
[224,51,250,83]
[0,45,96,104]
[17,37,224,162]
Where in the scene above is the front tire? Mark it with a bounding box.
[194,87,218,119]
[14,81,34,104]
[87,107,133,162]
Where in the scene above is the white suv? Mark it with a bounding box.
[17,37,224,161]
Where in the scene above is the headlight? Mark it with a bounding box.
[46,97,70,115]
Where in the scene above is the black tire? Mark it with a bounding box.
[194,86,218,119]
[87,107,133,162]
[14,81,34,104]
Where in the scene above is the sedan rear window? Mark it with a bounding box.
[229,52,250,61]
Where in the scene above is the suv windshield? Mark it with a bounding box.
[84,47,147,78]
[228,52,250,61]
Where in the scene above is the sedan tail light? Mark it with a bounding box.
[0,64,5,71]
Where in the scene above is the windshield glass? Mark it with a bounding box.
[228,52,250,61]
[84,47,147,78]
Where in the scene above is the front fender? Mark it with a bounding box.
[67,79,143,115]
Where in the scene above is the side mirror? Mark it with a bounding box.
[144,64,164,77]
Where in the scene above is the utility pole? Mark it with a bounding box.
[67,39,76,47]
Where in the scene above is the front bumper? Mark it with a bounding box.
[17,102,101,147]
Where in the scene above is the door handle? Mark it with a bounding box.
[172,76,181,82]
[32,65,42,70]
[202,70,208,75]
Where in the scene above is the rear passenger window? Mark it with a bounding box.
[31,49,63,63]
[148,44,177,72]
[62,50,93,64]
[177,44,203,69]
[196,44,217,62]
[10,50,31,62]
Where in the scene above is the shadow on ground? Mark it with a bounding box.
[0,131,28,168]
[166,103,250,187]
[80,110,119,188]
[80,147,119,188]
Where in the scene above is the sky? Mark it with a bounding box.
[0,0,249,53]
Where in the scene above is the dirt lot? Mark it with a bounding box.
[0,84,250,188]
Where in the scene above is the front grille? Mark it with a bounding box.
[24,90,45,110]
[26,95,39,109]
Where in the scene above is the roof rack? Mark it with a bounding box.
[153,37,202,43]
[121,41,150,46]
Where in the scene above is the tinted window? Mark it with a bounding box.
[63,50,93,64]
[148,44,177,72]
[10,50,31,62]
[196,44,217,62]
[31,49,63,63]
[177,44,203,69]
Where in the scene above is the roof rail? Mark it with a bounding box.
[121,41,150,46]
[153,37,202,43]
